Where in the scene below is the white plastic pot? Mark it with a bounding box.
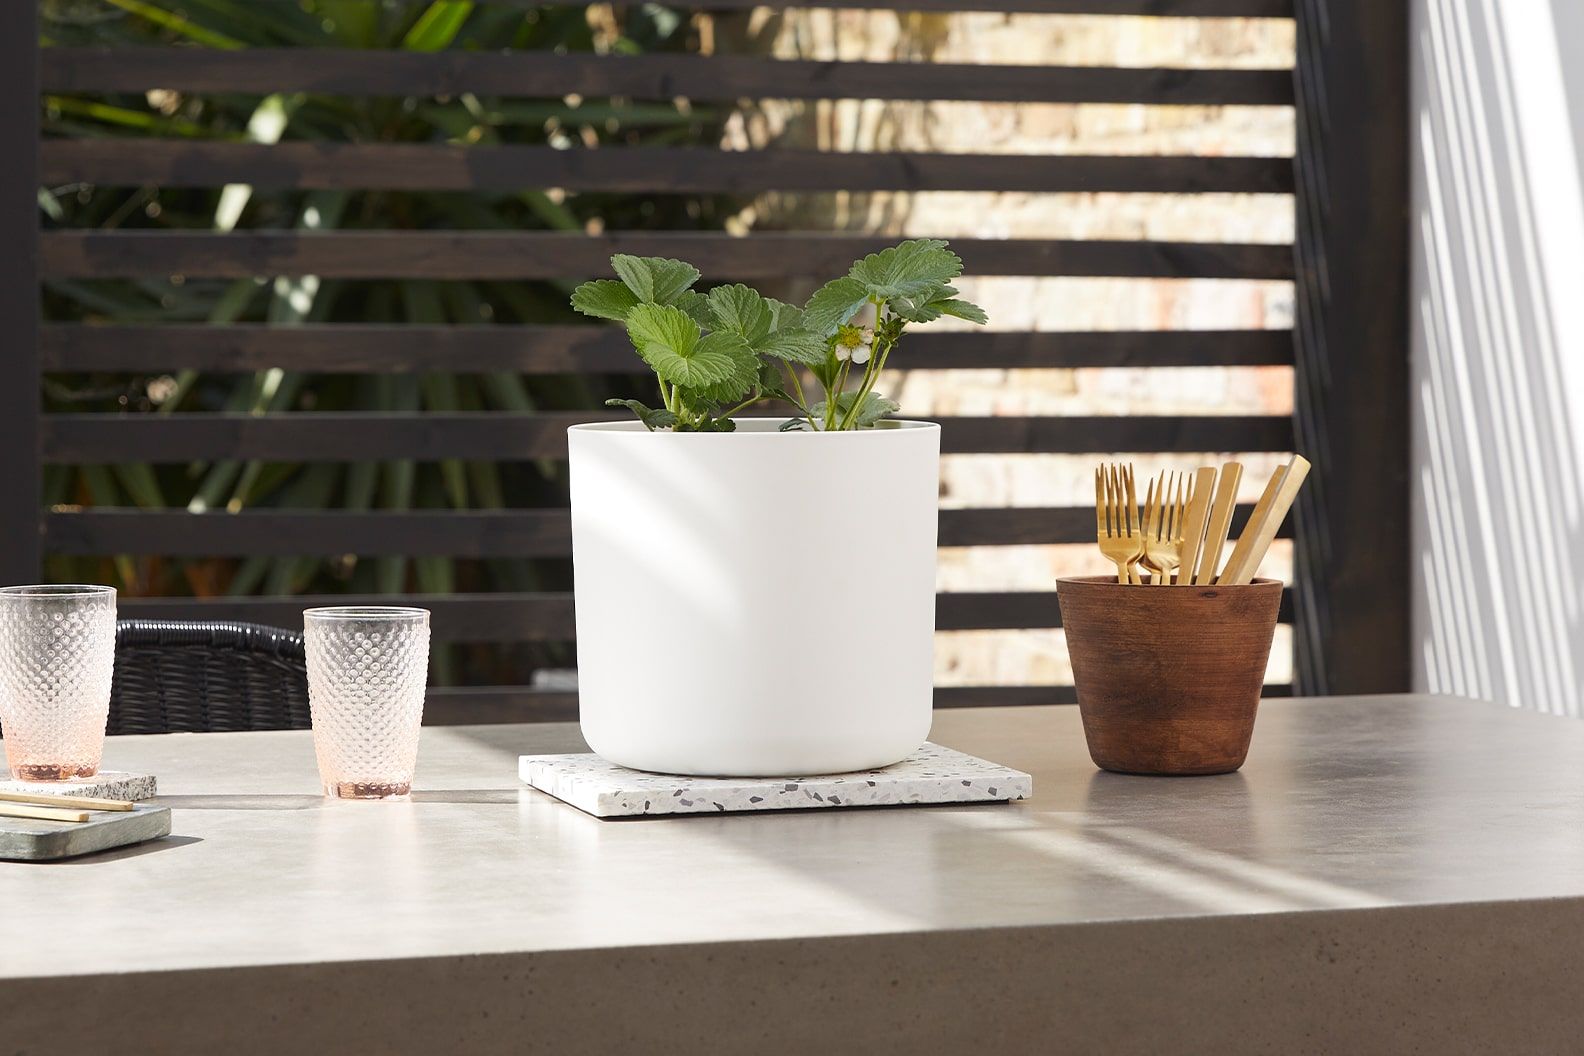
[568,418,940,776]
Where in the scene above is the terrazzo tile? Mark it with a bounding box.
[520,743,1032,818]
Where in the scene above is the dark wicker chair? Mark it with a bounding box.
[110,620,311,734]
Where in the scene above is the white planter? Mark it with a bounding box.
[568,418,940,776]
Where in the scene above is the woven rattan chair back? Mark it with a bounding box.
[110,620,311,734]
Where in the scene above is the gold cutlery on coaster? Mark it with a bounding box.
[1092,457,1306,586]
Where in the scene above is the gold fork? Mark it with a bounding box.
[1094,463,1142,584]
[1139,472,1189,585]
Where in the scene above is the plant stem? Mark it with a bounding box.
[826,358,852,430]
[839,331,896,430]
[721,393,765,418]
[782,364,818,428]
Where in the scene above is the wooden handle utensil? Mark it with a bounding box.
[0,803,91,823]
[1176,467,1217,585]
[0,790,134,812]
[1221,455,1311,585]
[1217,461,1287,584]
[1195,462,1243,584]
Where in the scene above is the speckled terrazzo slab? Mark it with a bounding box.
[520,743,1032,818]
[0,771,157,802]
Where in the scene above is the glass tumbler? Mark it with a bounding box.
[304,606,430,799]
[0,585,117,781]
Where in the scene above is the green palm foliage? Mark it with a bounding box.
[40,0,747,684]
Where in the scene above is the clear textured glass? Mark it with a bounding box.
[0,585,117,782]
[304,606,430,799]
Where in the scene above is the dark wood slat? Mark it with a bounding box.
[0,5,39,583]
[118,593,576,642]
[40,413,1293,462]
[40,141,1296,195]
[427,686,1073,725]
[116,589,1292,640]
[936,587,1294,629]
[44,505,1291,555]
[423,687,580,725]
[931,685,1298,707]
[692,0,1292,12]
[937,591,1062,630]
[422,680,1296,724]
[46,509,572,558]
[1290,0,1409,695]
[934,687,1312,706]
[935,685,1078,707]
[40,49,1294,106]
[939,502,1290,547]
[41,324,1296,373]
[935,686,1313,705]
[38,232,1296,281]
[554,0,1290,14]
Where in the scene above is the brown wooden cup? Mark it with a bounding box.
[1055,576,1283,776]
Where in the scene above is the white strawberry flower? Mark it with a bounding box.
[833,324,871,364]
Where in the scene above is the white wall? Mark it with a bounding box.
[1412,0,1584,714]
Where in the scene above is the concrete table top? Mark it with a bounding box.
[5,695,1584,1054]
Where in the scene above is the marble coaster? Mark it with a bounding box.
[520,743,1032,819]
[0,805,171,861]
[0,771,157,802]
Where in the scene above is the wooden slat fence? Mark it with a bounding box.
[12,0,1411,722]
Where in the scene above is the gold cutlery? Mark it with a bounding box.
[1195,461,1244,585]
[1176,466,1217,586]
[1095,463,1143,584]
[1093,457,1307,587]
[1222,455,1311,585]
[1217,460,1287,585]
[1139,471,1187,585]
[0,790,134,812]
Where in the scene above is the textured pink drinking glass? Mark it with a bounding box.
[304,606,430,799]
[0,584,117,782]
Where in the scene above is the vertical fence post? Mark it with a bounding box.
[1291,0,1411,694]
[0,10,40,585]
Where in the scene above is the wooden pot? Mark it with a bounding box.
[1055,576,1283,776]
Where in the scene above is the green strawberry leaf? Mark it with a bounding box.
[888,282,988,325]
[605,398,677,431]
[671,289,716,328]
[626,304,736,389]
[706,283,774,344]
[849,238,963,299]
[611,254,701,304]
[933,298,988,325]
[759,327,828,366]
[811,390,901,429]
[767,297,806,332]
[801,277,871,335]
[683,331,761,403]
[683,414,737,433]
[570,279,639,322]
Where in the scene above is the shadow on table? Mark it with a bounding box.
[409,789,525,805]
[35,834,204,866]
[155,794,323,811]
